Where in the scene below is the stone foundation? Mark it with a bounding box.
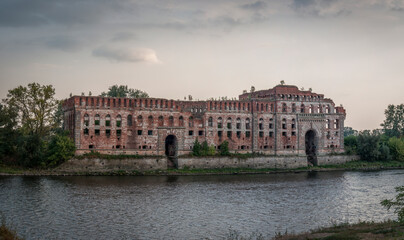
[56,155,360,173]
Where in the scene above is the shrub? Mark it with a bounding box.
[192,139,201,156]
[388,137,404,162]
[219,141,230,156]
[357,130,381,162]
[381,186,404,223]
[46,132,76,167]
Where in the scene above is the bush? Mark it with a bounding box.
[219,141,230,156]
[388,137,404,162]
[192,139,202,156]
[344,135,358,155]
[16,133,45,167]
[46,132,76,167]
[381,186,404,222]
[357,130,381,162]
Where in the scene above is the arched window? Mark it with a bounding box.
[148,115,153,126]
[259,118,264,130]
[168,116,174,127]
[282,103,287,113]
[189,116,194,127]
[236,118,241,129]
[269,118,274,129]
[326,105,331,114]
[300,104,305,113]
[105,114,111,127]
[127,115,132,126]
[282,118,287,129]
[137,115,143,126]
[84,114,89,126]
[227,117,232,129]
[94,114,100,126]
[246,118,250,129]
[179,116,184,127]
[292,119,296,129]
[208,117,213,127]
[218,117,223,128]
[158,116,164,127]
[309,105,314,113]
[116,115,122,127]
[292,103,296,113]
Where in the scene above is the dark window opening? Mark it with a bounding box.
[259,123,263,130]
[189,130,193,136]
[198,130,203,136]
[116,145,121,149]
[137,130,142,135]
[218,131,222,137]
[259,131,264,137]
[237,131,241,138]
[95,129,100,135]
[269,123,273,129]
[106,129,111,137]
[269,132,273,137]
[84,128,89,135]
[116,129,121,136]
[292,131,296,136]
[282,132,287,137]
[89,145,94,149]
[282,124,286,129]
[148,130,153,135]
[246,131,250,138]
[227,131,232,138]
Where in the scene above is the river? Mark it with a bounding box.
[0,170,403,239]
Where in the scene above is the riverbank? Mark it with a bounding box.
[226,221,404,240]
[1,160,403,176]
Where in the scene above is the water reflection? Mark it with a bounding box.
[0,170,402,240]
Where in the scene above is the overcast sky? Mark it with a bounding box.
[0,0,403,130]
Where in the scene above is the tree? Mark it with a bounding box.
[381,186,404,222]
[46,131,75,167]
[357,130,381,161]
[388,137,404,162]
[280,80,285,85]
[4,83,58,137]
[344,135,358,155]
[344,126,358,137]
[0,104,19,161]
[381,104,404,138]
[192,139,201,156]
[100,85,149,98]
[219,141,230,156]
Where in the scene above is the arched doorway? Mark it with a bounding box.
[165,135,177,168]
[305,130,318,166]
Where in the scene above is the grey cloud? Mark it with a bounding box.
[46,36,81,52]
[240,1,267,11]
[0,0,130,27]
[290,0,348,17]
[92,46,160,63]
[111,32,137,42]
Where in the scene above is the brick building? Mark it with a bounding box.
[63,84,346,165]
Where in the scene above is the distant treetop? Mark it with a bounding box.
[100,85,149,98]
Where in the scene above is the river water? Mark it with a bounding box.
[0,170,403,239]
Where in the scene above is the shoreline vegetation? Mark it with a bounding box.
[226,220,404,240]
[1,160,403,176]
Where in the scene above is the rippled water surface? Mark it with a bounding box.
[1,170,403,239]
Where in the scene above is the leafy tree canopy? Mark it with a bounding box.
[100,85,149,98]
[3,83,58,137]
[381,104,404,138]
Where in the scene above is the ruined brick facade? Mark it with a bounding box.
[63,85,346,164]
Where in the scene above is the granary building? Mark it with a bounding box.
[63,84,346,165]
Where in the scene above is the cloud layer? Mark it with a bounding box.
[92,46,160,63]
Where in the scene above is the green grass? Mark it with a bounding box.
[0,164,25,174]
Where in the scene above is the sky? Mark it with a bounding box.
[0,0,403,131]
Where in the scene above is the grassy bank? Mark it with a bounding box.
[1,160,403,176]
[225,221,404,240]
[0,221,22,240]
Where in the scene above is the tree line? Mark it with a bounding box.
[0,83,150,168]
[344,104,404,162]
